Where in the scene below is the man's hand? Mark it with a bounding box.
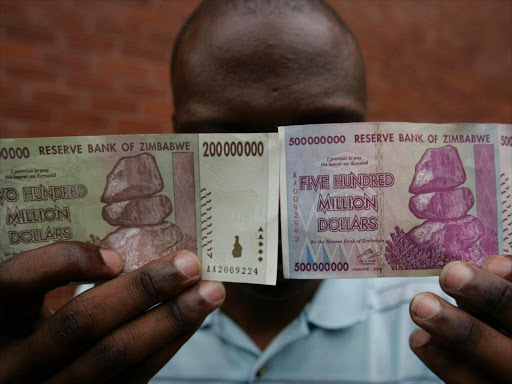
[409,255,512,383]
[0,241,225,384]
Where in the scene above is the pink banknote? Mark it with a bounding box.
[280,123,511,279]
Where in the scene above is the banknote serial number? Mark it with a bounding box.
[206,265,258,275]
[294,262,349,272]
[0,147,30,160]
[288,135,346,146]
[202,141,264,157]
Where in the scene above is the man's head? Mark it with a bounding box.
[171,0,366,298]
[172,0,366,133]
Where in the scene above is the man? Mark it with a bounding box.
[0,1,510,383]
[159,1,512,382]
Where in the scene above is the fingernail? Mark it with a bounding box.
[410,328,431,347]
[199,281,225,303]
[174,252,200,278]
[442,262,474,290]
[100,249,123,271]
[485,256,512,278]
[412,293,441,320]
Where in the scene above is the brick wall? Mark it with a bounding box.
[0,0,202,138]
[1,0,511,140]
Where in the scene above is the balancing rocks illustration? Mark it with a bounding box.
[98,153,184,272]
[386,145,490,270]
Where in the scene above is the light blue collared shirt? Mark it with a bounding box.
[153,277,448,383]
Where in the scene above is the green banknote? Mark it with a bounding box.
[0,133,279,285]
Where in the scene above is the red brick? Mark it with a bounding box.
[91,95,138,113]
[0,40,36,61]
[42,8,92,32]
[33,90,77,107]
[5,63,59,83]
[142,7,190,43]
[25,122,106,137]
[66,33,114,52]
[59,110,109,131]
[43,52,93,72]
[0,102,52,122]
[0,1,27,19]
[45,286,77,312]
[67,73,117,91]
[121,80,169,98]
[5,25,56,44]
[0,80,27,102]
[0,119,29,139]
[126,7,172,27]
[77,0,127,15]
[91,3,143,39]
[93,17,137,37]
[121,41,169,62]
[152,65,169,83]
[152,0,202,14]
[99,57,149,79]
[142,100,173,118]
[147,29,178,45]
[110,0,153,7]
[115,118,170,134]
[24,123,66,138]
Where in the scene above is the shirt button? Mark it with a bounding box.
[256,365,267,377]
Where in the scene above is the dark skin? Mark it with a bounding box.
[409,257,512,383]
[221,280,322,350]
[1,3,510,384]
[172,5,365,351]
[0,243,225,383]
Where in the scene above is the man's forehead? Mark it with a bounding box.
[173,5,366,128]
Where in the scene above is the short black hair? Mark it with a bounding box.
[170,0,356,82]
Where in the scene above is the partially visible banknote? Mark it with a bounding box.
[499,126,512,254]
[279,123,512,279]
[0,133,279,285]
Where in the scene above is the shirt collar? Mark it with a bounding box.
[200,310,215,328]
[201,279,371,330]
[304,278,370,329]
